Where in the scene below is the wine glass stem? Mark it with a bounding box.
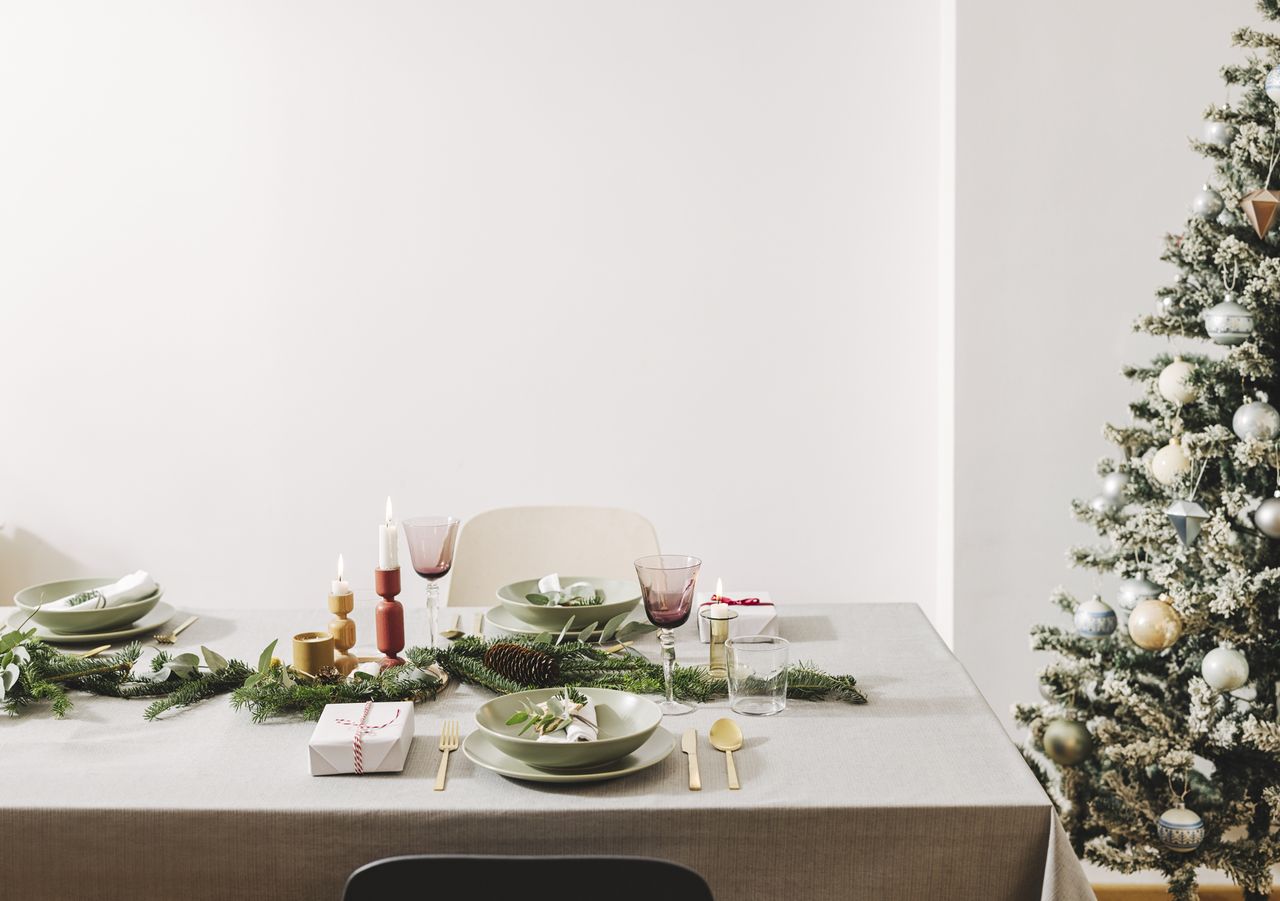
[425,581,439,647]
[659,628,677,705]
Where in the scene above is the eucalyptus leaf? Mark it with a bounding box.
[257,639,278,673]
[506,711,529,725]
[576,621,599,643]
[11,645,30,665]
[615,621,659,643]
[533,632,553,645]
[598,612,629,644]
[525,593,552,606]
[555,615,577,646]
[0,630,25,654]
[201,646,229,673]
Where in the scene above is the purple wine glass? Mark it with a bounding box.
[634,554,701,715]
[402,515,460,646]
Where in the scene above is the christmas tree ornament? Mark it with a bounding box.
[1042,719,1091,765]
[1203,118,1235,147]
[1038,680,1058,701]
[1191,185,1224,219]
[1074,597,1117,639]
[1203,295,1254,345]
[1232,393,1280,442]
[1253,492,1280,538]
[1166,498,1210,546]
[1156,295,1179,316]
[1157,805,1205,853]
[1089,494,1119,516]
[1240,189,1280,238]
[1128,597,1183,651]
[1201,645,1249,692]
[1157,358,1199,405]
[1101,471,1129,499]
[1116,576,1162,612]
[1267,65,1280,104]
[1150,438,1191,486]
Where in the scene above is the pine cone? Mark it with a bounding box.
[483,642,561,687]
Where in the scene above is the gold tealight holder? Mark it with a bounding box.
[293,631,335,677]
[700,603,739,679]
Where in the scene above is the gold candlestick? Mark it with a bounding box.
[328,591,358,676]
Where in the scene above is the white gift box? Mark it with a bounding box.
[308,702,414,776]
[695,591,777,643]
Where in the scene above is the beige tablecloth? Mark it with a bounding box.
[0,603,1093,901]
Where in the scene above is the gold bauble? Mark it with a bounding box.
[1043,719,1092,766]
[1128,596,1183,651]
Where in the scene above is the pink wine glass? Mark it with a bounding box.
[634,554,701,715]
[402,515,460,646]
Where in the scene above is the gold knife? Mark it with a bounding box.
[681,729,701,791]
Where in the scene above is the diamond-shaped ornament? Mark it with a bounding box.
[1167,499,1210,546]
[1241,189,1280,239]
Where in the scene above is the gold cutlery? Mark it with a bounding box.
[76,644,111,659]
[153,615,198,645]
[680,728,701,791]
[439,615,465,641]
[475,612,486,636]
[435,720,459,791]
[710,718,743,790]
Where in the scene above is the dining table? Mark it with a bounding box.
[0,601,1095,901]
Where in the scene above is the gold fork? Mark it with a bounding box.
[153,615,198,645]
[435,720,459,791]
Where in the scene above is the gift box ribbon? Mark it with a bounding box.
[334,700,401,775]
[702,595,772,607]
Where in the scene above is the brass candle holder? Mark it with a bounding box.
[375,567,406,670]
[700,602,739,679]
[293,631,335,677]
[328,590,358,676]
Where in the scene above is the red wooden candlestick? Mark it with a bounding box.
[374,567,405,669]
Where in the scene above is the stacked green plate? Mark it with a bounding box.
[490,577,641,637]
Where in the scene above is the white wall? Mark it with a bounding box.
[0,1,942,615]
[954,0,1257,730]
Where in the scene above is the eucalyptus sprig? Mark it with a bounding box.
[505,686,589,736]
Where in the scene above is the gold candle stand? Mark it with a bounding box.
[293,631,335,677]
[328,591,358,676]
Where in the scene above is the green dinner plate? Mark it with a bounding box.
[14,577,164,634]
[6,602,177,644]
[462,726,674,783]
[495,577,640,630]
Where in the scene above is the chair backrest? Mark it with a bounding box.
[343,855,714,901]
[446,506,660,606]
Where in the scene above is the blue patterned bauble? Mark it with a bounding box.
[1074,598,1117,639]
[1203,297,1254,345]
[1268,65,1280,105]
[1157,806,1205,853]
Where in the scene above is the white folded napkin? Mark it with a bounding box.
[534,697,598,743]
[536,573,598,606]
[44,571,156,610]
[695,590,777,643]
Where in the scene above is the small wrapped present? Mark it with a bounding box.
[695,591,777,643]
[308,701,414,776]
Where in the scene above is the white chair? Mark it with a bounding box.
[446,506,660,606]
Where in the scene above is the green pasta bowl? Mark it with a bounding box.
[14,578,164,634]
[496,577,641,630]
[473,687,662,770]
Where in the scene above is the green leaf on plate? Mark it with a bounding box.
[506,711,529,725]
[525,593,551,606]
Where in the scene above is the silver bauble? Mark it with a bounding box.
[1043,719,1091,766]
[1089,494,1119,516]
[1157,806,1205,853]
[1203,296,1254,345]
[1201,645,1249,692]
[1203,119,1235,147]
[1117,577,1162,612]
[1038,680,1057,701]
[1268,65,1280,105]
[1191,185,1224,219]
[1157,295,1179,316]
[1254,493,1280,538]
[1074,597,1117,639]
[1232,396,1280,442]
[1158,359,1199,405]
[1101,471,1128,500]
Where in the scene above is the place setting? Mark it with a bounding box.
[8,571,189,646]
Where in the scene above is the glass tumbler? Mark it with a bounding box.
[726,635,789,716]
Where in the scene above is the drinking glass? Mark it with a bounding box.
[726,635,789,716]
[634,554,701,716]
[402,515,460,646]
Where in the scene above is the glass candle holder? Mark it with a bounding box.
[699,603,739,678]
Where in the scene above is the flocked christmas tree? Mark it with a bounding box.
[1018,6,1280,900]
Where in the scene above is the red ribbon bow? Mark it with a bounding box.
[703,595,772,607]
[334,700,401,775]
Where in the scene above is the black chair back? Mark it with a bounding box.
[343,854,714,901]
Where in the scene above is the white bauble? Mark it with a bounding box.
[1101,471,1128,500]
[1254,494,1280,539]
[1203,119,1235,147]
[1203,297,1254,345]
[1158,359,1199,405]
[1150,439,1191,486]
[1201,646,1249,692]
[1268,65,1280,105]
[1128,597,1183,651]
[1116,577,1162,612]
[1232,396,1280,442]
[1158,806,1205,853]
[1191,186,1224,219]
[1074,598,1117,639]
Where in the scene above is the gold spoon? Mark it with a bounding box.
[709,718,743,790]
[439,614,465,641]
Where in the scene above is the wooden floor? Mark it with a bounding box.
[1095,887,1280,900]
